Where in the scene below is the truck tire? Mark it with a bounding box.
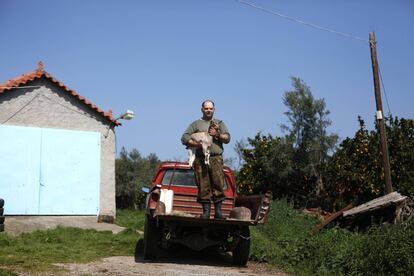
[0,198,4,208]
[0,208,3,216]
[134,239,144,262]
[0,224,4,232]
[0,216,4,224]
[143,215,160,260]
[233,226,251,266]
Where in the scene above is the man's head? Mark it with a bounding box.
[201,100,215,120]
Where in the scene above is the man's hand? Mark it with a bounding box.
[208,127,219,139]
[188,139,202,148]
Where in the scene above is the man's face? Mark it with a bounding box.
[201,102,215,120]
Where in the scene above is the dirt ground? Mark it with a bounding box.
[54,247,288,276]
[3,216,288,276]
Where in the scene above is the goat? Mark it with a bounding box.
[187,121,219,167]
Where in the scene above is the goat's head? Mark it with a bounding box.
[209,120,220,130]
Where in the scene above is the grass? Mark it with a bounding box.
[1,204,413,275]
[250,199,320,270]
[250,199,414,275]
[0,209,145,275]
[115,209,146,230]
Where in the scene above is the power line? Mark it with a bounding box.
[378,64,392,116]
[1,92,40,124]
[39,93,97,119]
[237,0,369,43]
[238,1,394,119]
[1,91,96,125]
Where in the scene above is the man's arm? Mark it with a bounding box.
[217,133,230,144]
[209,121,230,144]
[187,138,202,147]
[181,122,202,147]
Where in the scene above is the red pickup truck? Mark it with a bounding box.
[137,161,271,266]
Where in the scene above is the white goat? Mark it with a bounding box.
[187,121,219,167]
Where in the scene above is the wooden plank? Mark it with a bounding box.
[343,192,407,217]
[310,203,353,235]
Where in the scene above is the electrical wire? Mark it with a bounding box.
[39,93,95,119]
[34,93,118,139]
[237,1,394,116]
[378,64,392,116]
[1,89,97,125]
[237,0,369,43]
[1,91,41,124]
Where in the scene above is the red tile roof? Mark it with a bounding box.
[0,61,120,125]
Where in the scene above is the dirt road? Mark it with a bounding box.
[5,217,288,275]
[56,255,286,276]
[54,241,287,276]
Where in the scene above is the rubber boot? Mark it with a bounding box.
[200,202,211,219]
[214,201,224,219]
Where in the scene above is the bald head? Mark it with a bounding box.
[201,100,215,109]
[201,100,215,120]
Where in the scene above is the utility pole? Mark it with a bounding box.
[369,32,393,194]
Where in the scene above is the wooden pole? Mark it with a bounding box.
[369,32,393,194]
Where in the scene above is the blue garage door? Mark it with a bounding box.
[0,125,101,215]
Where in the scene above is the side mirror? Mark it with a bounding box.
[141,187,150,194]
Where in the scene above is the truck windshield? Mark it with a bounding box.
[161,169,227,189]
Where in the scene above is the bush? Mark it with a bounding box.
[251,199,414,275]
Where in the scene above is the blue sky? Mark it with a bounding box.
[1,1,413,164]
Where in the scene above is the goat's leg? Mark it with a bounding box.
[202,144,210,165]
[205,149,210,166]
[188,149,196,167]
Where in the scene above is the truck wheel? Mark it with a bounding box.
[0,198,4,208]
[233,226,250,266]
[0,208,3,216]
[0,224,4,232]
[143,215,160,260]
[0,216,4,224]
[134,239,144,262]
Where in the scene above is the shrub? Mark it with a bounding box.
[251,199,414,275]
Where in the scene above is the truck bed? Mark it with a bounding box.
[154,190,272,225]
[172,192,234,218]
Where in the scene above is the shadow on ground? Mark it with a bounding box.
[134,238,240,267]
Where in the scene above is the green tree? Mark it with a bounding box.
[237,77,337,207]
[237,133,294,197]
[326,116,414,209]
[115,147,161,209]
[326,117,380,208]
[387,117,414,197]
[282,77,338,198]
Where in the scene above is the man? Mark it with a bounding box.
[181,100,230,219]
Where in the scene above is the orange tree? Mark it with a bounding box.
[325,117,381,208]
[386,117,414,197]
[237,133,295,198]
[326,116,414,209]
